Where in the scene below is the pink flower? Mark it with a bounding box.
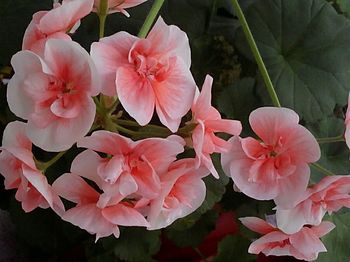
[240,216,335,261]
[190,75,242,178]
[23,0,94,55]
[7,39,100,152]
[146,159,208,230]
[76,131,185,202]
[53,172,148,241]
[93,0,148,17]
[276,175,350,234]
[91,17,195,132]
[345,93,350,148]
[0,121,64,214]
[221,107,320,207]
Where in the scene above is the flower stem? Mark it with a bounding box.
[311,163,336,176]
[316,135,345,144]
[36,151,66,172]
[230,0,281,107]
[138,0,165,38]
[98,0,109,38]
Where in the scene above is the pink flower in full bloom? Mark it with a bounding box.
[53,172,149,241]
[221,107,321,207]
[23,0,94,55]
[76,131,185,203]
[276,175,350,234]
[0,121,64,214]
[146,159,208,230]
[91,17,196,132]
[190,75,242,178]
[345,93,350,149]
[240,216,335,261]
[93,0,148,17]
[7,39,100,152]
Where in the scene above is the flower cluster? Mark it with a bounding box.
[1,0,350,261]
[1,0,242,241]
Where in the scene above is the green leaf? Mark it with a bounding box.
[316,213,350,262]
[217,77,260,130]
[214,235,256,262]
[336,0,350,16]
[165,210,218,247]
[100,228,161,262]
[235,0,350,122]
[306,117,350,182]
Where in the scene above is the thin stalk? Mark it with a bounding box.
[311,163,336,176]
[316,135,345,144]
[138,0,165,38]
[36,151,66,172]
[98,0,109,38]
[230,0,281,107]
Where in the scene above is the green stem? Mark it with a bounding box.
[316,135,345,144]
[230,0,281,107]
[98,0,109,38]
[36,151,66,172]
[311,163,336,176]
[138,0,165,38]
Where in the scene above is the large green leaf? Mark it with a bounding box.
[306,117,350,182]
[317,213,350,262]
[214,235,256,262]
[235,0,350,122]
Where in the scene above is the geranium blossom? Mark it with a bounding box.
[7,39,99,151]
[77,131,185,203]
[240,216,335,261]
[190,75,242,178]
[221,107,320,207]
[276,175,350,234]
[146,159,208,230]
[23,0,94,55]
[0,121,64,214]
[93,0,148,17]
[53,170,148,241]
[91,17,195,132]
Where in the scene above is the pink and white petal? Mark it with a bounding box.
[311,221,335,238]
[0,152,21,189]
[192,75,214,118]
[201,153,219,179]
[155,105,182,133]
[63,204,116,239]
[2,121,32,150]
[78,131,132,156]
[249,107,300,145]
[239,217,276,235]
[205,119,242,136]
[27,96,95,152]
[283,125,321,163]
[153,58,195,131]
[247,231,289,255]
[102,204,149,227]
[50,95,82,119]
[192,122,205,168]
[118,173,138,196]
[147,17,191,66]
[134,137,184,174]
[133,160,161,199]
[289,227,327,261]
[276,204,310,234]
[116,67,155,126]
[117,0,148,10]
[22,11,47,51]
[91,32,137,96]
[97,155,124,184]
[345,125,350,150]
[39,0,94,35]
[7,51,43,119]
[70,150,104,188]
[52,173,99,205]
[44,39,100,96]
[3,147,36,170]
[274,164,310,209]
[220,136,243,176]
